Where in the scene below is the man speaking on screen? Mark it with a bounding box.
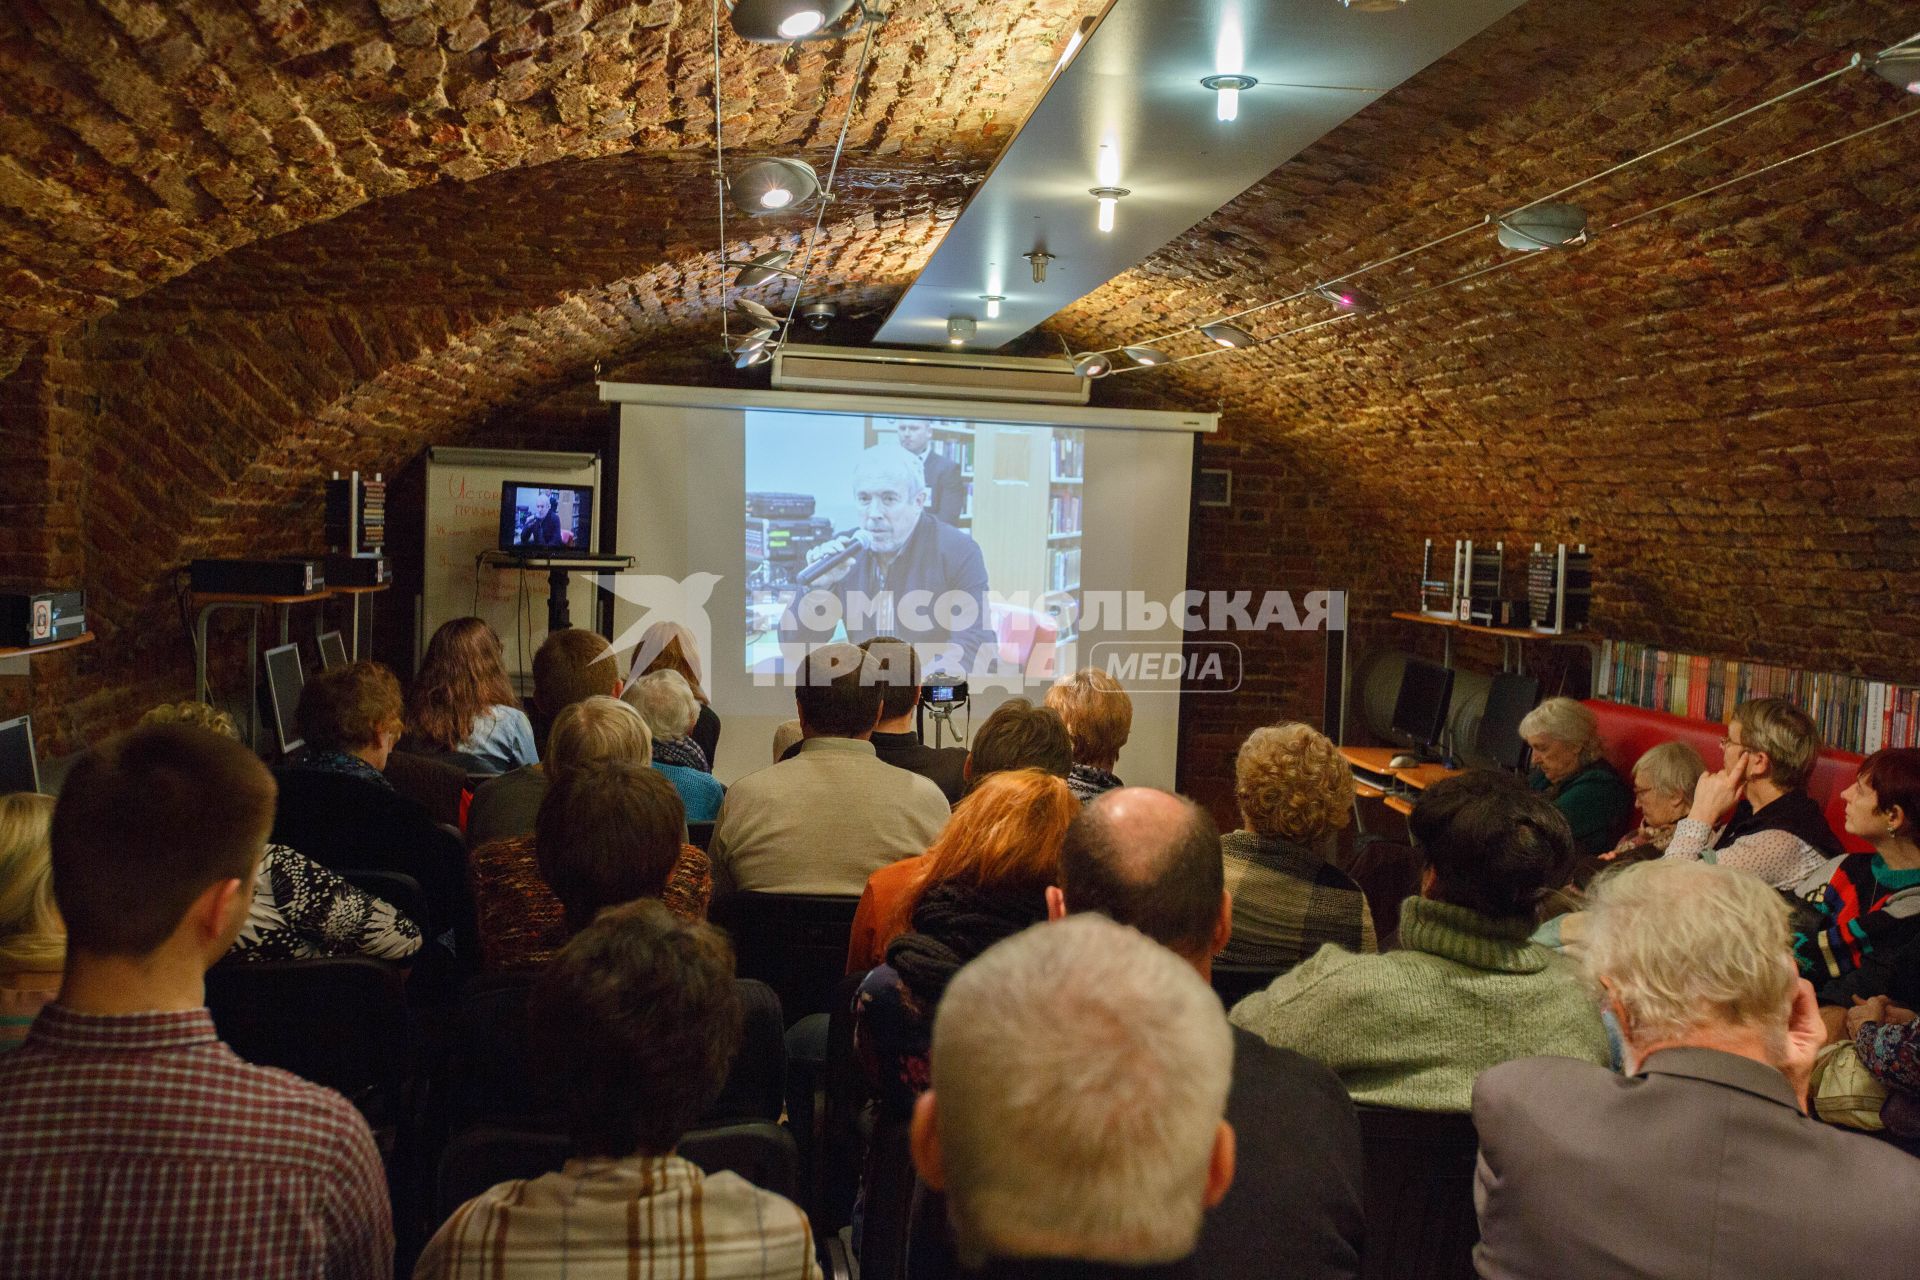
[780,444,995,672]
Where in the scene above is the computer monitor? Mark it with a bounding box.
[1477,673,1542,773]
[499,481,594,553]
[317,630,348,671]
[1390,658,1456,756]
[0,714,38,795]
[263,643,306,756]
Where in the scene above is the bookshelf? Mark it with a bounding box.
[1047,434,1085,644]
[931,424,974,530]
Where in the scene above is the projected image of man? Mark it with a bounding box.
[519,491,564,547]
[894,418,966,526]
[782,445,994,670]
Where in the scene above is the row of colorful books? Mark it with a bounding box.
[1598,640,1920,755]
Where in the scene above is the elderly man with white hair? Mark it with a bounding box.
[1520,695,1633,855]
[624,669,726,821]
[1472,859,1920,1280]
[911,913,1236,1276]
[781,443,994,672]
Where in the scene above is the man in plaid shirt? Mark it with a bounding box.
[0,724,392,1280]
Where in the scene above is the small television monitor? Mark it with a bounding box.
[1477,673,1542,772]
[500,482,593,553]
[0,714,38,795]
[1390,658,1456,755]
[317,630,348,671]
[264,643,306,756]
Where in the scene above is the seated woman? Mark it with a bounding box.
[140,701,423,966]
[1664,696,1842,888]
[0,794,61,1055]
[630,621,720,768]
[1606,741,1709,862]
[1519,697,1632,856]
[1849,996,1920,1117]
[406,616,537,775]
[469,697,708,972]
[1791,749,1920,999]
[852,769,1078,1119]
[1216,723,1375,970]
[1230,771,1609,1111]
[1045,669,1132,803]
[623,670,726,822]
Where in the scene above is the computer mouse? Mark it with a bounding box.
[1389,754,1421,769]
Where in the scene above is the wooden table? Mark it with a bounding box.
[329,582,390,660]
[0,630,95,678]
[193,590,333,749]
[1338,745,1463,817]
[1390,610,1602,685]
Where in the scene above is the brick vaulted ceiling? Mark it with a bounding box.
[1,0,1917,751]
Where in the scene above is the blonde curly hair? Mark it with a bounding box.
[1234,722,1354,844]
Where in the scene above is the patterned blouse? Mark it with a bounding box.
[469,836,712,972]
[1855,1018,1920,1097]
[226,844,423,964]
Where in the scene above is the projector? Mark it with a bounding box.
[191,558,326,596]
[0,590,85,648]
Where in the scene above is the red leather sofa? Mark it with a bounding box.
[1583,700,1869,854]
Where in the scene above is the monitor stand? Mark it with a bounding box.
[479,551,637,634]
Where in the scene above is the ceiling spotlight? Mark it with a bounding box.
[734,346,774,368]
[1201,73,1258,123]
[1073,353,1113,379]
[1088,186,1131,234]
[1023,250,1056,284]
[1871,49,1920,94]
[725,249,796,289]
[1496,202,1590,251]
[947,316,977,346]
[727,0,856,43]
[729,158,820,215]
[1199,321,1255,349]
[1338,0,1409,10]
[1123,345,1169,366]
[980,294,1005,320]
[800,301,837,331]
[727,297,781,332]
[1314,284,1376,313]
[1051,15,1097,81]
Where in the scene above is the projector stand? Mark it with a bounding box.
[479,551,636,634]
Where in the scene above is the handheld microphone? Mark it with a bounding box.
[794,529,866,586]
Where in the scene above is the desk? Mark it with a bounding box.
[329,583,390,660]
[1338,746,1463,818]
[0,630,95,677]
[194,590,332,749]
[1391,611,1601,686]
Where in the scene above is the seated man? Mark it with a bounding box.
[860,637,968,803]
[418,900,817,1279]
[468,626,624,850]
[1051,788,1364,1280]
[1231,771,1609,1110]
[0,724,391,1278]
[780,444,995,672]
[912,914,1235,1274]
[711,643,949,896]
[964,697,1073,789]
[1473,859,1920,1280]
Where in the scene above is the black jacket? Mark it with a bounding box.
[872,730,968,804]
[780,513,994,670]
[921,449,967,526]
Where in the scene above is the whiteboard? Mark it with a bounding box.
[423,446,602,679]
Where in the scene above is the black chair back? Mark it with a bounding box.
[687,821,716,851]
[708,893,861,1025]
[434,1121,800,1221]
[205,956,413,1111]
[1210,961,1291,1009]
[338,869,431,940]
[1354,1106,1481,1280]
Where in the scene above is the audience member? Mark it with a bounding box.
[1664,696,1843,887]
[405,616,537,774]
[858,637,969,802]
[272,668,472,956]
[911,914,1234,1274]
[1520,696,1633,855]
[1848,994,1920,1115]
[1606,740,1708,862]
[852,769,1077,1117]
[0,725,391,1278]
[1791,749,1920,998]
[1232,770,1608,1110]
[0,793,60,1055]
[1218,723,1374,970]
[710,643,948,896]
[1045,669,1132,803]
[1472,859,1920,1280]
[473,732,708,972]
[467,627,622,849]
[625,670,726,820]
[417,900,817,1279]
[1052,787,1364,1280]
[964,697,1072,787]
[144,701,422,966]
[630,620,722,765]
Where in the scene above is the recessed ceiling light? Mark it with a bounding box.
[1495,202,1590,251]
[1199,321,1255,349]
[947,316,977,346]
[727,0,856,43]
[1200,73,1258,122]
[1123,346,1169,366]
[1073,353,1113,378]
[728,159,821,216]
[1872,50,1920,94]
[979,294,1005,319]
[1088,186,1131,234]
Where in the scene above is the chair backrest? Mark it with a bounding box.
[434,1121,800,1222]
[384,748,469,828]
[1354,1106,1481,1280]
[709,892,862,1026]
[687,820,716,851]
[337,868,431,940]
[1210,961,1291,1010]
[205,956,412,1107]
